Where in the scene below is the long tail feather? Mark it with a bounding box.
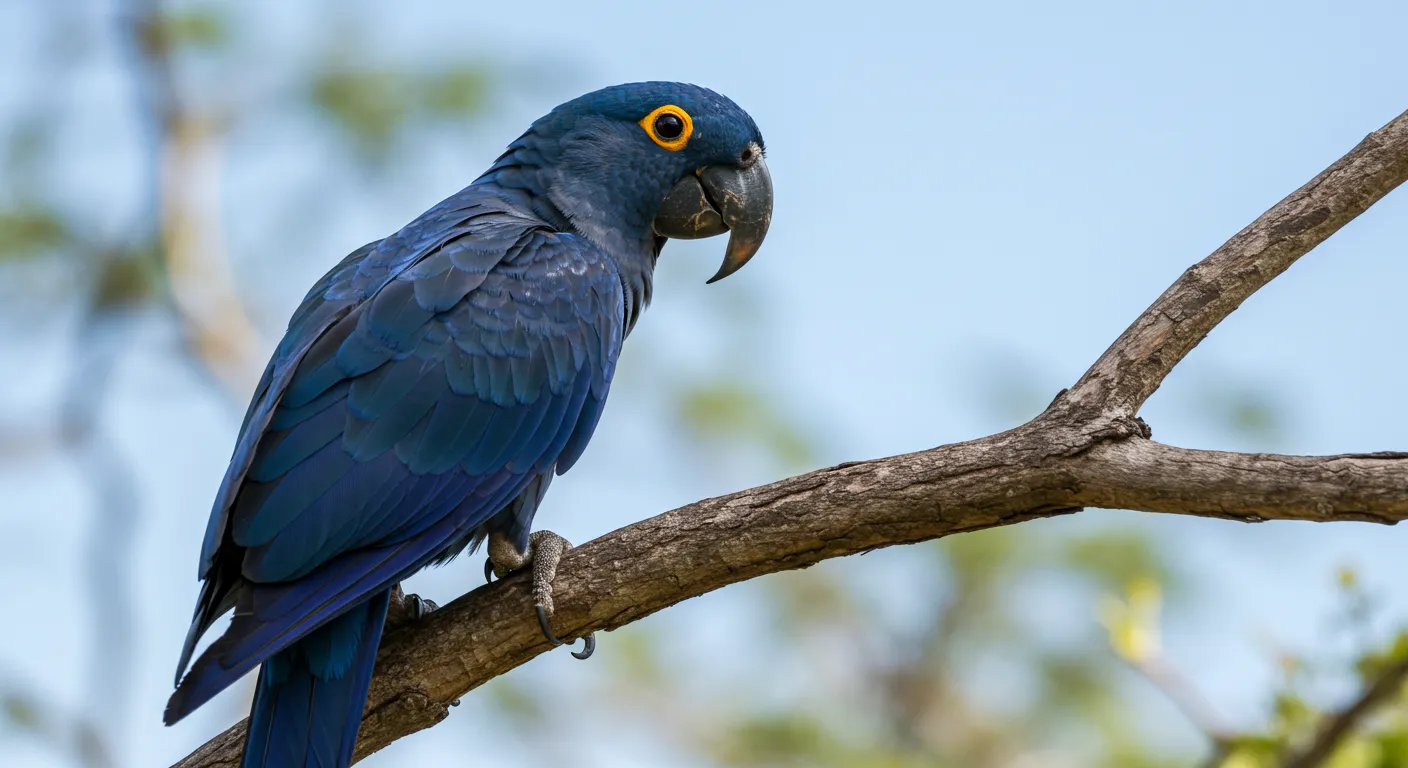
[241,588,390,768]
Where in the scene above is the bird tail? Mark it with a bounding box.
[240,588,391,768]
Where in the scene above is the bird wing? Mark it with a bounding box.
[167,189,623,721]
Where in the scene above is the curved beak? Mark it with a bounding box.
[653,152,772,283]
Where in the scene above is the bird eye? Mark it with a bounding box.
[639,105,693,151]
[655,114,683,140]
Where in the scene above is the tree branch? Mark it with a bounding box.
[1064,107,1408,416]
[172,107,1408,767]
[1078,441,1408,525]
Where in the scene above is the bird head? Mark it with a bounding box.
[502,82,772,283]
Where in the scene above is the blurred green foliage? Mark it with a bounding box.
[677,379,816,468]
[0,206,69,260]
[1,685,111,768]
[136,5,229,54]
[311,64,491,162]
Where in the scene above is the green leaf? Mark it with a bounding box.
[1098,577,1162,663]
[309,63,496,164]
[139,6,229,54]
[310,67,411,160]
[422,67,491,118]
[0,205,69,259]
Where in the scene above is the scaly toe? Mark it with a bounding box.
[387,584,438,628]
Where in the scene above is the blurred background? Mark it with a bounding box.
[2,1,1407,766]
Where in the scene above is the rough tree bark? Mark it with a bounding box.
[173,107,1408,768]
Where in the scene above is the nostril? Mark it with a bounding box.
[739,143,758,167]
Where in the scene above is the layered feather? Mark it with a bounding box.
[167,187,624,732]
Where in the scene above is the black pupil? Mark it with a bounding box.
[654,113,684,140]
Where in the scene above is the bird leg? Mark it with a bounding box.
[386,582,438,628]
[486,530,595,660]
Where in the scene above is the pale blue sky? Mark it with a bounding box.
[2,0,1407,765]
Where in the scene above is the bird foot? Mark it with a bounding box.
[386,583,438,628]
[485,530,594,660]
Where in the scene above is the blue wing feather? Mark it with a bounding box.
[558,390,608,474]
[168,187,626,731]
[246,397,348,483]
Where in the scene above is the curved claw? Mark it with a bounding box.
[407,595,426,622]
[534,605,595,660]
[535,605,564,647]
[484,558,495,584]
[571,633,596,661]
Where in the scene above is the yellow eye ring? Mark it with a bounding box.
[639,104,693,151]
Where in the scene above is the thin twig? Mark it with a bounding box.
[1130,656,1239,749]
[1283,653,1408,768]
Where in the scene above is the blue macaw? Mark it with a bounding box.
[164,81,771,767]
